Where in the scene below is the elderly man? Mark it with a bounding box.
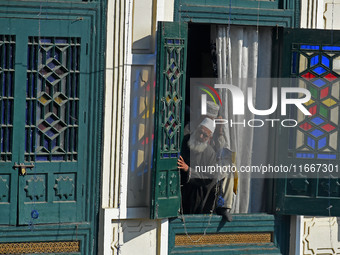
[178,118,218,214]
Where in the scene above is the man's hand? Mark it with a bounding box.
[177,156,189,172]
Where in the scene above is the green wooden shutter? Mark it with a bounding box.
[151,22,188,219]
[276,28,340,216]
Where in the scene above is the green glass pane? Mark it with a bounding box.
[309,86,318,98]
[320,105,328,118]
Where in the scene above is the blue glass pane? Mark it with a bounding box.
[311,117,325,125]
[310,129,324,137]
[36,155,48,161]
[171,153,179,158]
[318,137,327,149]
[163,153,169,158]
[301,45,319,50]
[40,38,52,43]
[52,156,64,161]
[312,79,326,87]
[322,46,340,51]
[307,137,315,148]
[317,154,336,159]
[311,56,319,66]
[55,38,68,44]
[322,56,330,67]
[296,153,314,158]
[313,66,327,75]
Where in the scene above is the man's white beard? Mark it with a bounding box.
[188,130,208,153]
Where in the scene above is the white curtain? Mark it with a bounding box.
[213,25,272,213]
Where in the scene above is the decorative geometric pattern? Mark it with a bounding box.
[175,232,272,246]
[160,39,184,159]
[0,175,10,203]
[0,35,15,162]
[25,37,80,162]
[290,44,340,159]
[24,175,46,202]
[0,241,80,254]
[53,174,75,201]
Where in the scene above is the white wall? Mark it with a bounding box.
[100,0,174,254]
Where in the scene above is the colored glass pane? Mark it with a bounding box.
[309,86,318,98]
[307,137,315,148]
[324,73,337,81]
[26,37,80,162]
[300,122,312,131]
[318,137,327,149]
[299,54,308,73]
[301,45,320,50]
[319,105,328,118]
[304,99,315,106]
[322,56,330,67]
[322,98,337,107]
[312,66,327,75]
[309,105,317,115]
[312,79,326,87]
[311,56,319,67]
[322,46,340,51]
[311,117,325,125]
[322,123,335,131]
[310,129,324,137]
[320,87,329,99]
[301,72,316,80]
[317,154,336,159]
[296,153,314,158]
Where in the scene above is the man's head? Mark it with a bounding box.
[188,118,215,152]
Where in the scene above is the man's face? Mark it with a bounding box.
[196,125,212,143]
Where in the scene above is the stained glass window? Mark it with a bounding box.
[25,37,80,162]
[290,44,340,159]
[160,39,184,159]
[0,35,15,162]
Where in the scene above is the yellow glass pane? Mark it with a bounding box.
[166,95,171,103]
[299,54,308,73]
[137,150,144,168]
[55,97,63,104]
[322,98,337,107]
[304,99,315,106]
[38,95,49,104]
[138,123,145,140]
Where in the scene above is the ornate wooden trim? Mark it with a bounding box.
[0,241,80,254]
[175,232,272,246]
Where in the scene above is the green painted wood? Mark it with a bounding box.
[276,28,340,216]
[151,22,188,219]
[168,214,288,255]
[174,0,300,28]
[0,0,105,253]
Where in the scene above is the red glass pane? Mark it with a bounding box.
[309,105,317,115]
[301,72,316,80]
[320,87,329,99]
[300,122,312,131]
[324,73,337,81]
[321,123,336,131]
